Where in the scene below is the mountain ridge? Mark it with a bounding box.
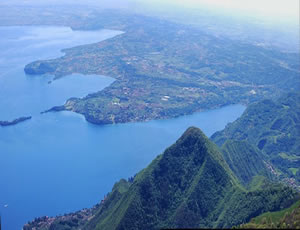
[24,126,299,230]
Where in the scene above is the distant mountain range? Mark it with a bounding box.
[24,93,300,229]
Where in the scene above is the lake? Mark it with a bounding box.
[0,26,246,230]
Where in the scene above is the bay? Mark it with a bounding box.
[0,26,122,120]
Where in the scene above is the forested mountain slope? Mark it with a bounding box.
[24,127,299,230]
[212,92,300,184]
[220,140,270,185]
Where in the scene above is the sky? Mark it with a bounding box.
[2,0,299,25]
[133,0,299,25]
[170,0,298,16]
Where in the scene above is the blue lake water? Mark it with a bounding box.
[0,26,246,230]
[0,26,122,120]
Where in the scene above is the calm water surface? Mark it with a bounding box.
[0,26,246,230]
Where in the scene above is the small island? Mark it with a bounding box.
[0,116,32,127]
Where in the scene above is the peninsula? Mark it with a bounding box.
[24,12,300,125]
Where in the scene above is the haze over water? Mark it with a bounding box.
[0,26,245,230]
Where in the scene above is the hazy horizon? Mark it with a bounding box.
[1,0,299,52]
[136,0,299,25]
[2,0,299,26]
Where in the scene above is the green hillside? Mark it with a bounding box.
[86,127,239,229]
[25,127,298,230]
[238,200,300,229]
[212,92,300,183]
[84,127,298,230]
[221,140,269,185]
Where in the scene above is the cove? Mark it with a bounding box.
[0,26,246,230]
